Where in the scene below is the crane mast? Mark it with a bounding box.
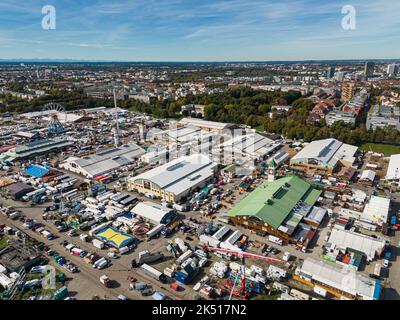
[203,244,282,299]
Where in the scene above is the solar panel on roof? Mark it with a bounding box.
[166,162,186,171]
[97,148,119,156]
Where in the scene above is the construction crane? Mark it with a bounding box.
[203,244,282,299]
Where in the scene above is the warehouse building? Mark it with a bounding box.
[0,241,41,273]
[0,138,74,162]
[178,118,234,133]
[60,143,145,178]
[326,228,386,262]
[5,183,35,200]
[130,201,177,225]
[127,153,217,203]
[226,175,322,243]
[362,196,390,226]
[385,154,400,186]
[294,258,381,300]
[290,138,358,175]
[212,131,281,165]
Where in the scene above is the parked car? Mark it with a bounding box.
[383,259,390,268]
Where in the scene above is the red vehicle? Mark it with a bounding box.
[170,283,181,292]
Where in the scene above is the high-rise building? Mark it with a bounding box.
[326,66,335,79]
[335,71,345,82]
[387,64,399,76]
[364,62,375,78]
[341,83,356,102]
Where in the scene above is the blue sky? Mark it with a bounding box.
[0,0,399,61]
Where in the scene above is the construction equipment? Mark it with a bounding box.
[203,245,282,300]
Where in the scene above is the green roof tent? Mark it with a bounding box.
[226,175,322,229]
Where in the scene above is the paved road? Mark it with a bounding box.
[0,197,198,300]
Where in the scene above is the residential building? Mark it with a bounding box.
[341,83,356,102]
[364,62,375,78]
[325,111,356,127]
[366,104,400,131]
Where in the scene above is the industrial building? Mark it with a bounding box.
[385,154,400,186]
[362,196,390,226]
[290,138,358,175]
[0,242,41,273]
[127,154,217,203]
[294,258,381,300]
[0,138,74,162]
[130,201,177,225]
[326,228,386,262]
[212,131,281,165]
[60,143,145,178]
[226,175,322,243]
[178,118,234,133]
[4,183,35,200]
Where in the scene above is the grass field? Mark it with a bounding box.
[255,124,265,132]
[0,236,8,249]
[360,143,400,156]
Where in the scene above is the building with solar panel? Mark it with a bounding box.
[60,142,145,178]
[290,138,358,175]
[226,175,322,243]
[127,153,217,203]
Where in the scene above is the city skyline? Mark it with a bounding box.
[0,0,400,61]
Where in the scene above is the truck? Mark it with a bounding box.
[140,264,167,283]
[282,252,291,262]
[93,257,107,269]
[373,263,382,277]
[137,250,164,265]
[176,250,193,265]
[146,224,165,240]
[92,239,105,249]
[268,235,283,246]
[100,275,110,288]
[54,286,68,300]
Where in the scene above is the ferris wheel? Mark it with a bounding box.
[41,102,67,135]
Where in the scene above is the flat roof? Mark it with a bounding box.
[298,258,378,300]
[131,201,172,224]
[72,143,145,176]
[216,132,281,157]
[362,195,390,223]
[327,228,386,261]
[179,118,233,130]
[132,153,217,196]
[14,138,74,157]
[291,138,357,168]
[386,154,400,180]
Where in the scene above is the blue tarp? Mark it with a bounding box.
[373,280,382,300]
[152,291,166,300]
[24,164,50,178]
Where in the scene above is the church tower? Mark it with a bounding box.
[268,158,276,182]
